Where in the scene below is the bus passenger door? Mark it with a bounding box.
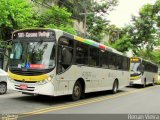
[56,37,74,95]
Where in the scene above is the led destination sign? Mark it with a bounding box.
[13,30,55,39]
[130,58,141,62]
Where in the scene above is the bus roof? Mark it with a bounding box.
[13,28,125,56]
[62,31,124,56]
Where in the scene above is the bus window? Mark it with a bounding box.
[75,42,88,65]
[122,57,129,71]
[100,51,109,68]
[57,37,73,73]
[116,56,122,70]
[89,47,99,66]
[108,53,117,70]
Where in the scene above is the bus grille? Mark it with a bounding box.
[9,68,52,76]
[13,79,37,83]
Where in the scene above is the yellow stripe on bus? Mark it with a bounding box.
[74,36,85,42]
[8,71,48,82]
[130,75,141,80]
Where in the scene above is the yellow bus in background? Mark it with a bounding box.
[130,57,158,87]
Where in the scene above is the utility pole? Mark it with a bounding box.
[79,0,93,37]
[84,6,87,37]
[79,12,93,38]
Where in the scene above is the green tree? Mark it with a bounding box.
[38,5,76,34]
[112,34,133,52]
[87,15,109,42]
[86,0,118,41]
[0,0,38,63]
[130,4,157,52]
[0,0,38,41]
[136,50,160,65]
[49,0,118,40]
[131,0,160,51]
[106,24,122,44]
[0,0,39,70]
[112,0,160,55]
[33,0,118,40]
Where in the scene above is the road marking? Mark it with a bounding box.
[19,86,159,118]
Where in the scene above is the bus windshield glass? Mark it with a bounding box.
[130,58,141,76]
[10,41,55,70]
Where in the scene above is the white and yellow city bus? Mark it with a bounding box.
[8,28,130,100]
[130,57,158,87]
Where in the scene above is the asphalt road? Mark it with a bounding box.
[0,85,160,120]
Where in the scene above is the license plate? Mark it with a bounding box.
[20,84,28,90]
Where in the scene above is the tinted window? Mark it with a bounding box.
[108,52,117,69]
[100,51,109,68]
[89,47,100,66]
[122,57,129,70]
[75,42,88,65]
[116,55,123,70]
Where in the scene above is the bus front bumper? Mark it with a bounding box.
[7,78,55,96]
[130,79,142,85]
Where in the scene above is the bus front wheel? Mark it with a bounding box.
[72,81,82,101]
[143,79,146,88]
[112,80,118,94]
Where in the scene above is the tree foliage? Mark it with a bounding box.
[32,0,118,40]
[112,0,160,53]
[0,0,39,62]
[112,34,133,52]
[129,3,158,52]
[106,24,122,43]
[38,5,76,34]
[0,0,38,41]
[136,50,160,65]
[86,0,118,41]
[52,0,118,40]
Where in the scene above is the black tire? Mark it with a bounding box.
[152,79,155,86]
[0,82,7,95]
[112,80,118,94]
[72,81,82,101]
[143,80,146,88]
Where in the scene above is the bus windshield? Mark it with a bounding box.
[10,41,55,70]
[130,61,141,76]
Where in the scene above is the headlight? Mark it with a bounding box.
[8,77,14,82]
[47,76,52,81]
[36,80,48,85]
[36,76,53,85]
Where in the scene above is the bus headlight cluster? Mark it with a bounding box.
[36,76,53,85]
[37,80,48,85]
[8,77,14,82]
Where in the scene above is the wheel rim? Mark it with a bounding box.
[0,84,6,94]
[73,85,80,97]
